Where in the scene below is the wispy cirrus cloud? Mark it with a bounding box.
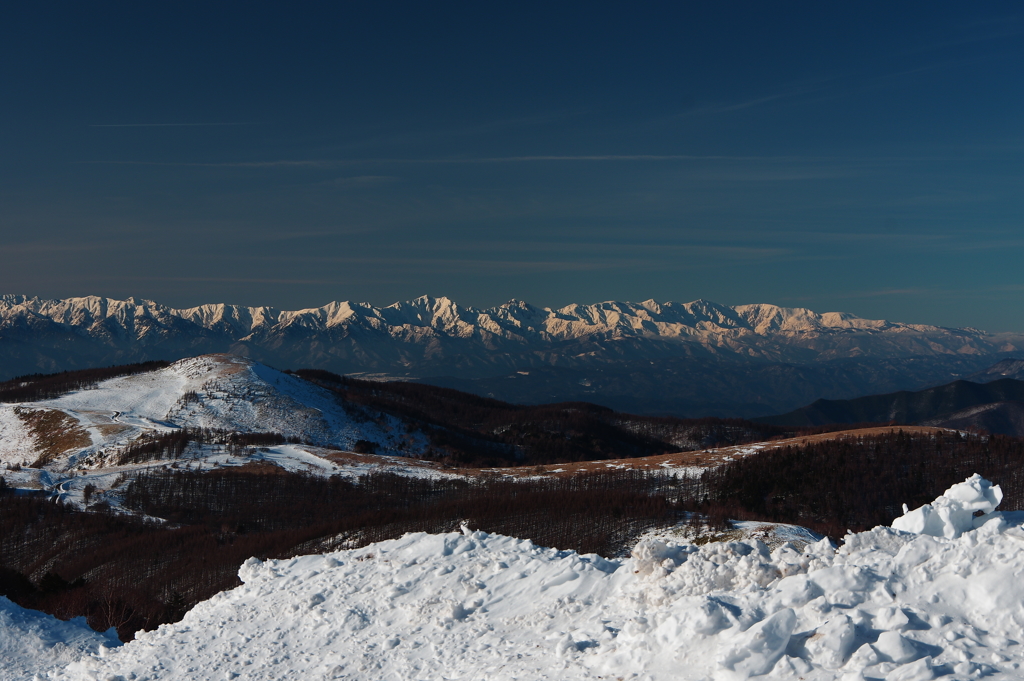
[77,159,336,167]
[78,154,801,167]
[397,239,791,260]
[89,122,259,128]
[260,255,629,274]
[85,152,990,168]
[319,175,399,187]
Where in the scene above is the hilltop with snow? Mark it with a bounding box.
[4,352,772,514]
[4,474,1023,679]
[0,354,440,510]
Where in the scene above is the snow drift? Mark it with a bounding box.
[0,597,118,679]
[891,473,1003,539]
[28,474,1020,680]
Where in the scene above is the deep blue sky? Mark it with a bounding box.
[2,3,1023,330]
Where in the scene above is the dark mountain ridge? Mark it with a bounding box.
[758,375,1024,436]
[968,358,1024,383]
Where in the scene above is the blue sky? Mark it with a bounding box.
[2,2,1023,330]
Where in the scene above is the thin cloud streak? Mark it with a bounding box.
[0,241,120,255]
[244,254,637,273]
[440,154,778,162]
[400,240,791,259]
[120,276,357,285]
[89,122,259,128]
[79,152,994,169]
[77,154,814,168]
[76,160,337,167]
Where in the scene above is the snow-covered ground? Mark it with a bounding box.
[639,517,826,552]
[0,405,35,467]
[28,443,465,514]
[0,355,444,509]
[37,354,428,459]
[0,598,119,680]
[0,474,1013,679]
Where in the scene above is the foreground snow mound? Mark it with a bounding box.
[0,597,119,679]
[56,475,1024,680]
[892,473,1003,538]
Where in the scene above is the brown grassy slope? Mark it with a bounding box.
[15,407,91,467]
[311,426,950,479]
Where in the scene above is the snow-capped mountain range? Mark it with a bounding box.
[3,294,1022,417]
[1,294,1019,377]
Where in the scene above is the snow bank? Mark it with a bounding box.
[44,475,1024,680]
[892,473,1003,538]
[0,597,119,679]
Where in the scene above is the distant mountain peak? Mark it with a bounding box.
[0,293,990,338]
[0,294,1018,390]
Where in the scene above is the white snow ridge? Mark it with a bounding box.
[0,475,1009,679]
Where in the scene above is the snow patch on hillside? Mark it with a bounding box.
[0,406,34,466]
[42,355,378,451]
[45,475,1024,680]
[9,354,428,471]
[45,361,190,430]
[0,354,446,511]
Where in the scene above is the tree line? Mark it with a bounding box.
[0,361,170,402]
[6,427,1024,642]
[290,369,816,466]
[690,430,1024,538]
[1,468,681,640]
[115,428,302,465]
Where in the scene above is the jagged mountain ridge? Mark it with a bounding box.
[1,294,1015,375]
[3,294,1021,417]
[0,293,997,342]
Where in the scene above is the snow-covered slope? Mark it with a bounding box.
[0,354,437,508]
[46,354,420,451]
[19,474,1018,680]
[2,354,423,465]
[968,357,1024,382]
[0,597,119,679]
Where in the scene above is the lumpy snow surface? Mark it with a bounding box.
[891,473,1003,539]
[51,476,1024,680]
[6,475,1022,679]
[0,597,119,679]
